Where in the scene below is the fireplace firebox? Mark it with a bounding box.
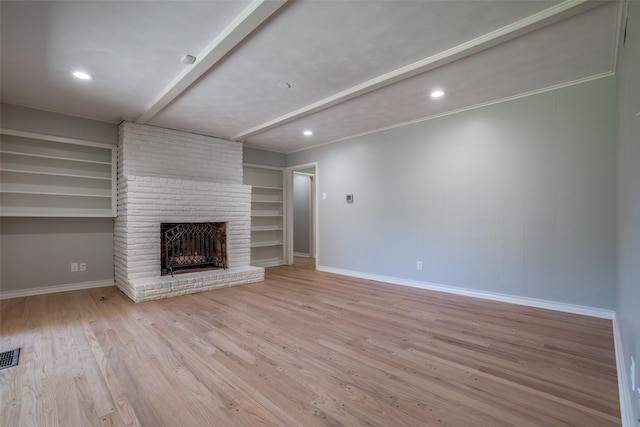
[161,222,227,276]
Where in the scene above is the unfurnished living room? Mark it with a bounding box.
[0,0,638,426]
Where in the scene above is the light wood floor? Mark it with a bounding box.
[1,259,620,426]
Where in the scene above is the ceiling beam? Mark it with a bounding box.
[136,0,288,124]
[233,0,599,141]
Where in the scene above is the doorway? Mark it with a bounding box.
[287,163,317,268]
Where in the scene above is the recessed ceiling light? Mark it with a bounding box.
[277,82,291,89]
[72,71,94,80]
[303,130,313,136]
[430,89,445,98]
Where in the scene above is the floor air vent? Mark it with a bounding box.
[0,348,20,370]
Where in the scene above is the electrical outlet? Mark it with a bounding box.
[79,263,87,272]
[417,261,423,271]
[71,262,79,272]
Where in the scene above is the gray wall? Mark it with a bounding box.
[1,103,118,144]
[243,146,287,168]
[293,174,312,255]
[616,0,640,420]
[1,103,118,292]
[288,77,617,309]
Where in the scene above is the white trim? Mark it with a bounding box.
[0,127,114,149]
[286,72,615,154]
[613,314,637,427]
[243,162,286,171]
[0,280,115,300]
[293,252,311,258]
[286,162,319,267]
[317,265,615,319]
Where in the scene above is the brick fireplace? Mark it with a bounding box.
[114,123,263,302]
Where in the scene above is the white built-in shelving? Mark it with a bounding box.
[243,164,286,267]
[0,128,116,217]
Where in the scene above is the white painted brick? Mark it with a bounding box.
[115,122,256,302]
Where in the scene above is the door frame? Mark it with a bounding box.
[285,162,319,267]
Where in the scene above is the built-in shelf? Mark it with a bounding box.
[251,185,284,190]
[250,241,284,248]
[252,226,284,232]
[0,128,116,217]
[1,169,112,180]
[250,256,285,268]
[0,190,112,198]
[244,163,286,267]
[0,150,112,165]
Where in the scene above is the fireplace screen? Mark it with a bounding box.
[161,222,227,276]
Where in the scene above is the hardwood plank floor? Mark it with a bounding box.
[1,259,620,426]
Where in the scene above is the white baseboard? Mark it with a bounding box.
[0,279,115,300]
[614,315,637,427]
[316,265,615,319]
[293,252,311,258]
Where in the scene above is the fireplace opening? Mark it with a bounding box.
[161,222,227,276]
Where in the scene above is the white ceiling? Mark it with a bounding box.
[0,0,621,153]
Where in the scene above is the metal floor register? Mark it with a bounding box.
[0,348,20,370]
